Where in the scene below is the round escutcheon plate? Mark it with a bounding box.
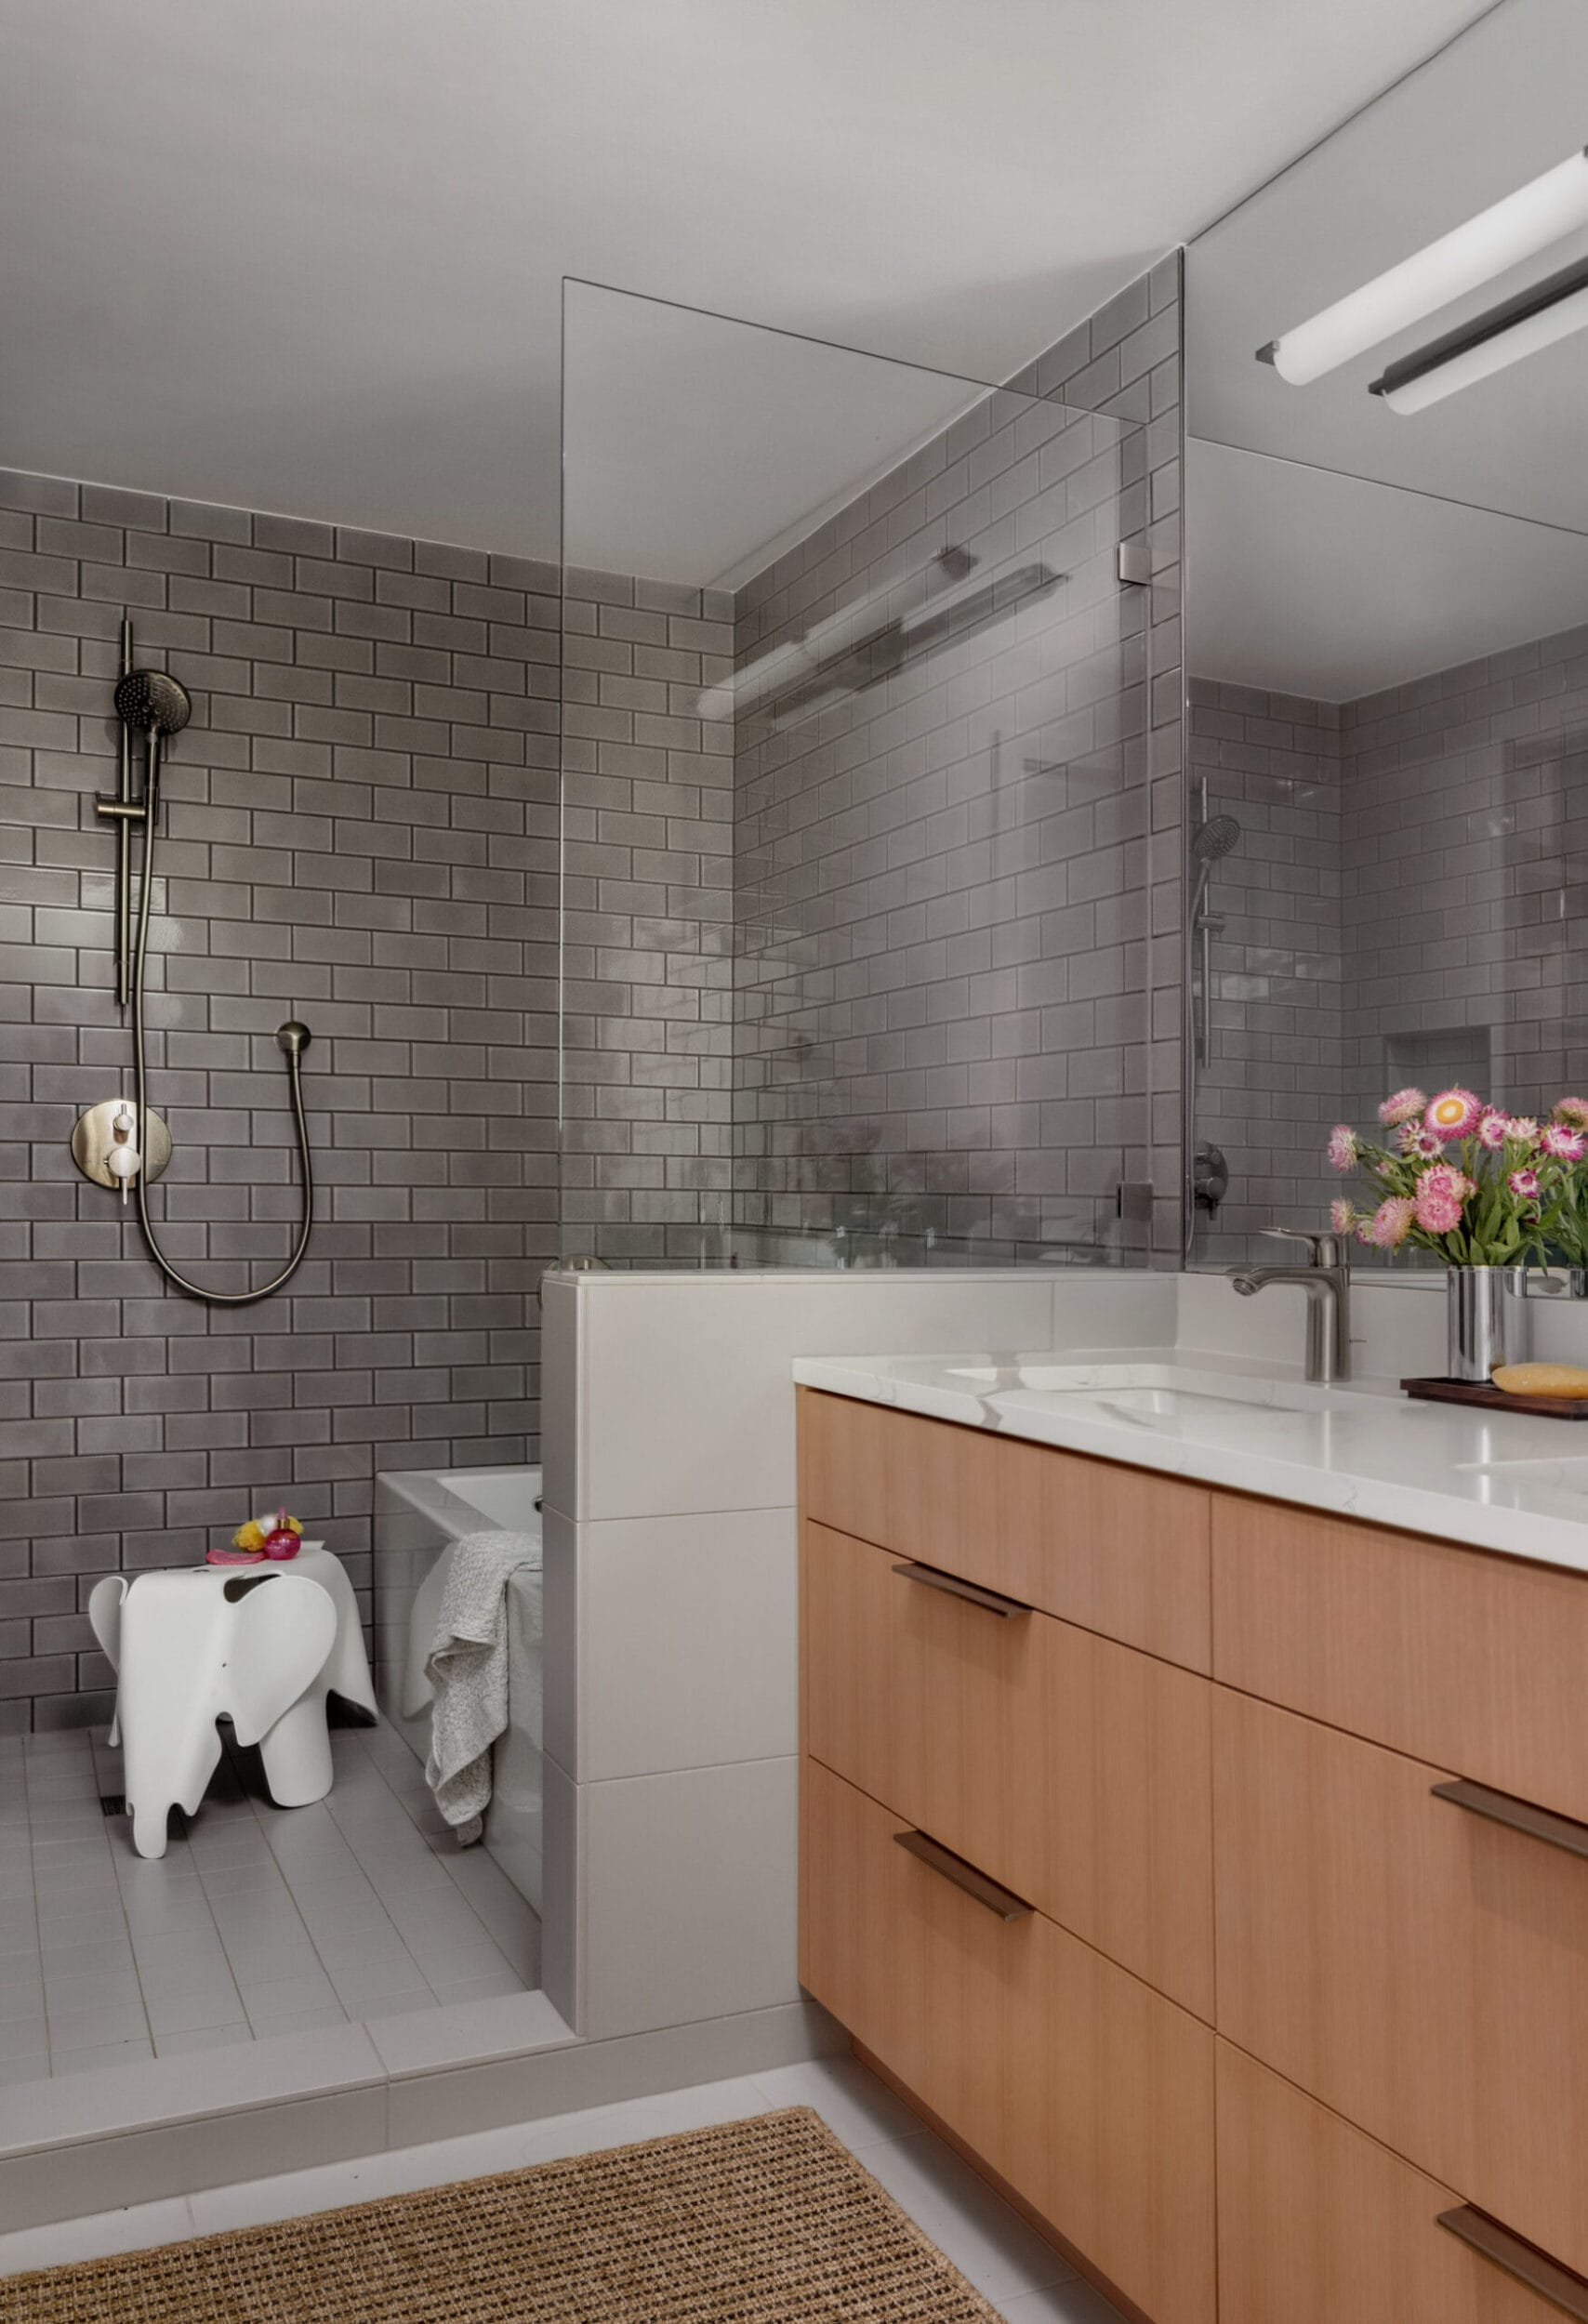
[70,1100,173,1192]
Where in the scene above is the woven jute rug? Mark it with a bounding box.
[0,2106,1005,2322]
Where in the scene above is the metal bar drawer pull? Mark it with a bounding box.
[1437,2205,1588,2318]
[1431,1776,1588,1863]
[891,1561,1032,1618]
[893,1828,1034,1921]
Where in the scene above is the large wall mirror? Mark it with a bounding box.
[1184,0,1588,1268]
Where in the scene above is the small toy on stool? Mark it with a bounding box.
[206,1507,303,1566]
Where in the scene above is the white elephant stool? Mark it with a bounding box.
[88,1546,377,1861]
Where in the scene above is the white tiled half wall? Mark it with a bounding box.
[539,1264,1176,2042]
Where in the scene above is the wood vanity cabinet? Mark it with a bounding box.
[802,1755,1217,2324]
[798,1388,1218,2324]
[797,1387,1588,2324]
[1211,1494,1588,1823]
[801,1384,1212,1670]
[1216,2044,1567,2324]
[803,1515,1215,2016]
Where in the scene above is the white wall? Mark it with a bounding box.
[1178,1266,1588,1379]
[1176,1267,1446,1378]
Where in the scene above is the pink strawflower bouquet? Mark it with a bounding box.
[1543,1097,1588,1267]
[1326,1088,1582,1264]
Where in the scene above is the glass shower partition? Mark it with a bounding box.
[558,281,1156,1271]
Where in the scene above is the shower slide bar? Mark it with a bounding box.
[78,618,317,1304]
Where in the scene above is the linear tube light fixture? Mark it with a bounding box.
[1370,250,1588,412]
[1258,146,1588,385]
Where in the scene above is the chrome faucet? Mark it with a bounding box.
[1229,1228,1351,1383]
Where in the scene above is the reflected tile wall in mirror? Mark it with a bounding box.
[1189,622,1588,1268]
[1188,680,1343,1262]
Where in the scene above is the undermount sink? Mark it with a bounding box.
[1086,1383,1287,1419]
[946,1361,1359,1418]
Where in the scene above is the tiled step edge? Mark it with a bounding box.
[0,1996,842,2230]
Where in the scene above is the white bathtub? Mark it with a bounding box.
[374,1465,544,1915]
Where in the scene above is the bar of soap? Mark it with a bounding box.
[1491,1363,1588,1398]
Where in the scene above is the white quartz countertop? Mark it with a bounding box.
[790,1345,1588,1576]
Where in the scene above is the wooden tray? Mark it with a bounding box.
[1401,1376,1588,1419]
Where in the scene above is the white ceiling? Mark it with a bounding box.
[1185,438,1588,700]
[0,0,1495,561]
[1188,0,1588,533]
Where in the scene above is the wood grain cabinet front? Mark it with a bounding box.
[802,1517,1214,2017]
[800,1755,1217,2324]
[797,1396,1588,2321]
[1214,1685,1588,2283]
[1217,2041,1577,2324]
[798,1389,1211,1670]
[1211,1492,1588,1824]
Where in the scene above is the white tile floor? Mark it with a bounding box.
[0,1716,539,2082]
[0,2054,1126,2320]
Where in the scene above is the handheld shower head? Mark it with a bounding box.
[1192,812,1241,865]
[1190,810,1241,921]
[114,669,192,737]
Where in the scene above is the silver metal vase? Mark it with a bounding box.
[1446,1265,1529,1383]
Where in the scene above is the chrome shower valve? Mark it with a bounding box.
[71,1096,171,1195]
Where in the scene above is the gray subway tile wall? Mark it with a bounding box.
[730,258,1184,1264]
[0,469,560,1729]
[1029,256,1186,1262]
[1188,679,1344,1261]
[556,573,738,1264]
[2,270,1188,1718]
[1342,623,1588,1126]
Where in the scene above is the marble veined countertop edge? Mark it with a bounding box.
[791,1346,1588,1577]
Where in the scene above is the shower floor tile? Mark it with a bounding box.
[2,1716,540,2080]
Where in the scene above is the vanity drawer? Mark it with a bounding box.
[802,1518,1214,2016]
[1214,1686,1588,2279]
[1211,1492,1588,1823]
[800,1755,1216,2324]
[798,1388,1211,1670]
[1217,2041,1573,2324]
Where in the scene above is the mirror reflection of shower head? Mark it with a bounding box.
[1190,811,1240,917]
[114,669,192,737]
[1192,812,1241,865]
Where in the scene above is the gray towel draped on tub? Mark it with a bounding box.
[423,1529,540,1843]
